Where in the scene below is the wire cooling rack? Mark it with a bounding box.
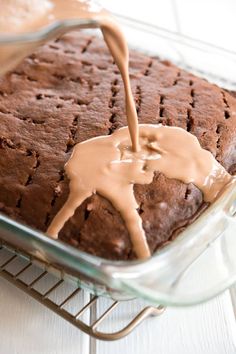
[0,240,165,341]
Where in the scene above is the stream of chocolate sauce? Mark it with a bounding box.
[51,0,140,151]
[1,0,233,258]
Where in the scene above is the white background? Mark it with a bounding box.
[1,0,236,353]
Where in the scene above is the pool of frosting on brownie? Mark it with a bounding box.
[47,125,233,259]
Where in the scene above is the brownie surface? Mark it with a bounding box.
[0,32,235,260]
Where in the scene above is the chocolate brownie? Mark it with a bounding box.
[0,32,235,260]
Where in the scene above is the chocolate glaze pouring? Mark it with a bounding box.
[53,0,140,151]
[101,19,140,152]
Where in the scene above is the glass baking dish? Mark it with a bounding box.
[0,14,236,306]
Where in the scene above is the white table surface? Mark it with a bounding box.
[1,277,236,354]
[1,0,236,353]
